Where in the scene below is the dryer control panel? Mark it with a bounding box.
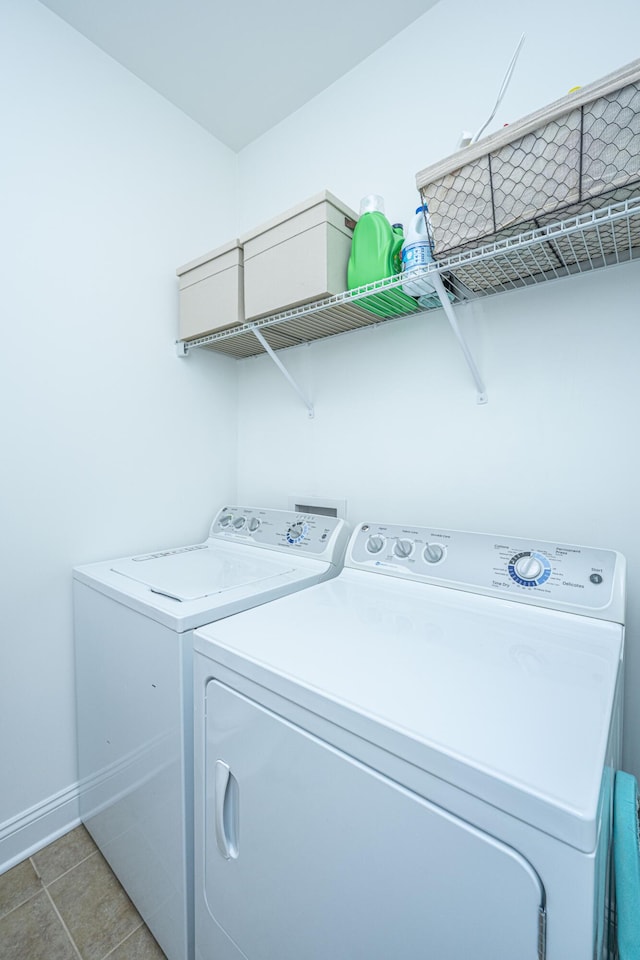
[348,522,625,622]
[210,506,349,562]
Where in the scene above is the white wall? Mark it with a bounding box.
[2,0,639,873]
[238,0,640,229]
[236,0,640,778]
[0,0,239,867]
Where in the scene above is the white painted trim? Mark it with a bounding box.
[0,782,81,875]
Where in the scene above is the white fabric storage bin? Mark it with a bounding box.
[241,191,357,321]
[177,240,244,340]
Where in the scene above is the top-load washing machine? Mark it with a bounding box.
[193,520,626,960]
[73,506,349,960]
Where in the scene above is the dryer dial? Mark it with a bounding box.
[232,516,246,530]
[248,517,261,532]
[287,522,308,544]
[514,555,543,581]
[219,513,233,527]
[394,539,414,559]
[366,535,385,554]
[508,551,552,587]
[424,543,445,564]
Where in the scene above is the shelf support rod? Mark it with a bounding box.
[252,328,315,418]
[431,272,488,404]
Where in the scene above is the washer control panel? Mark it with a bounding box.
[210,506,348,559]
[348,522,624,620]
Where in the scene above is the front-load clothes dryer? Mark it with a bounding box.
[193,521,626,960]
[73,506,349,960]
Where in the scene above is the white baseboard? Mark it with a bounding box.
[0,782,81,875]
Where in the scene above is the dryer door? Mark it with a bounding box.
[197,680,545,960]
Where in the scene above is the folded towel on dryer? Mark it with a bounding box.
[614,770,640,960]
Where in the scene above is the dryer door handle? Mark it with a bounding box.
[214,760,239,860]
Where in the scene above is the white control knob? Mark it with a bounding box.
[366,535,385,554]
[424,543,444,564]
[232,516,246,530]
[514,555,543,580]
[219,514,233,527]
[248,517,261,532]
[288,522,305,539]
[394,539,413,559]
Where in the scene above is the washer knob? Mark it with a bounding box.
[288,522,306,540]
[394,539,413,559]
[247,517,261,532]
[219,513,233,527]
[424,543,444,564]
[232,516,246,530]
[366,535,385,554]
[514,555,543,581]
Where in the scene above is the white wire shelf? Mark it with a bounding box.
[177,195,640,362]
[178,274,426,360]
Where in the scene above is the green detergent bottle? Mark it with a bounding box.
[347,196,419,318]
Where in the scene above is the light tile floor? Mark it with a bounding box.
[0,825,166,959]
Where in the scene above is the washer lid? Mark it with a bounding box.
[111,544,296,601]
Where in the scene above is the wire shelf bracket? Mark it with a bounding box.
[251,328,314,418]
[430,272,487,404]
